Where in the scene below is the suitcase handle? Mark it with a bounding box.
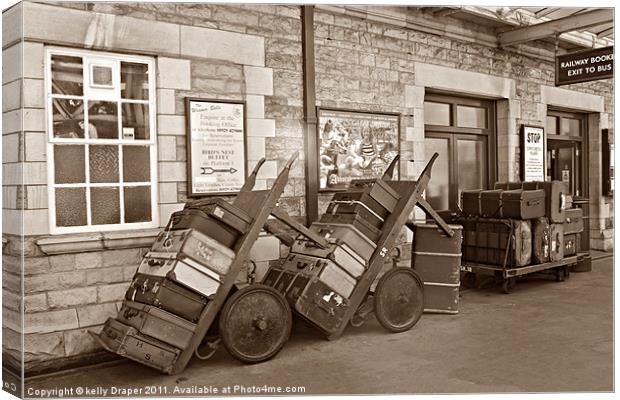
[147,259,164,267]
[328,200,385,222]
[316,298,335,316]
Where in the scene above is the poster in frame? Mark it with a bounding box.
[317,108,400,191]
[520,124,546,182]
[185,98,247,196]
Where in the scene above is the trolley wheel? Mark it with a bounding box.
[461,272,477,289]
[219,284,292,364]
[374,267,424,333]
[501,277,516,294]
[194,336,221,360]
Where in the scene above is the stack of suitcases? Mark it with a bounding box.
[97,198,252,373]
[459,180,571,267]
[263,178,400,334]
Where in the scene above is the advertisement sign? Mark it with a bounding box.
[556,46,613,86]
[521,125,545,182]
[317,108,400,190]
[186,99,246,196]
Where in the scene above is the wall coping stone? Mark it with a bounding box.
[36,229,160,255]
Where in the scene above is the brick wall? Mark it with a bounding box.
[2,3,614,372]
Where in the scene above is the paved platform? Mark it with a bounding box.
[25,256,613,396]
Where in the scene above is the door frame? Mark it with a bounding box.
[424,92,497,211]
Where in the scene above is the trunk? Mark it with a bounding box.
[501,189,545,220]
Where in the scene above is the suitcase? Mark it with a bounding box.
[563,233,577,256]
[531,217,550,264]
[550,223,565,261]
[151,229,235,272]
[309,222,377,261]
[482,220,531,267]
[348,178,401,212]
[117,301,197,349]
[126,274,208,322]
[494,181,522,190]
[290,240,366,278]
[501,189,545,219]
[168,256,223,297]
[169,209,241,248]
[461,189,482,216]
[319,213,381,242]
[573,252,592,272]
[184,197,252,235]
[411,223,462,314]
[98,318,180,373]
[523,181,567,223]
[317,260,357,298]
[480,189,504,217]
[291,277,350,335]
[564,208,584,234]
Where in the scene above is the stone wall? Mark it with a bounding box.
[2,3,614,372]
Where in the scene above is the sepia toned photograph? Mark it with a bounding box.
[0,1,615,399]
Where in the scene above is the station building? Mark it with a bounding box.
[2,3,614,374]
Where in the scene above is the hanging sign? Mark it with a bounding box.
[186,98,246,196]
[556,46,613,86]
[520,125,545,182]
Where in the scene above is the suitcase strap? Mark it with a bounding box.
[328,200,385,222]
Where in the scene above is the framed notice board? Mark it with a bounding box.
[520,124,546,182]
[185,98,247,196]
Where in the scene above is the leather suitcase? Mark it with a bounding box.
[348,178,400,212]
[168,256,223,297]
[480,189,504,217]
[501,189,545,219]
[494,182,522,190]
[309,222,376,261]
[573,252,592,272]
[98,318,180,373]
[319,212,381,242]
[292,278,350,335]
[482,220,531,267]
[317,261,357,298]
[563,233,577,256]
[523,181,567,223]
[125,274,207,322]
[564,208,584,234]
[169,209,240,248]
[329,192,390,220]
[117,301,196,349]
[290,240,366,278]
[185,198,252,234]
[461,189,482,216]
[151,229,235,272]
[550,223,565,261]
[531,217,550,264]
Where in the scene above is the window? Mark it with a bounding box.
[46,48,157,233]
[424,94,496,211]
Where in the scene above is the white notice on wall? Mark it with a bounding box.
[522,126,545,182]
[189,100,246,194]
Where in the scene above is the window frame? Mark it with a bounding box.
[424,93,497,211]
[45,47,159,234]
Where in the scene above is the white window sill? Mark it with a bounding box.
[36,229,161,255]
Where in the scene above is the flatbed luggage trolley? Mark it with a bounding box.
[261,153,455,341]
[93,152,299,374]
[460,217,579,294]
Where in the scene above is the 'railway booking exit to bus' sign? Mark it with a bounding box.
[556,46,613,86]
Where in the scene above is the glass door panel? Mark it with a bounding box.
[456,137,487,207]
[425,137,450,211]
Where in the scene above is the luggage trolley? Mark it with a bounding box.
[256,153,455,341]
[93,152,299,374]
[459,218,579,294]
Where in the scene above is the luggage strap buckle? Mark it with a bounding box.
[328,200,385,222]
